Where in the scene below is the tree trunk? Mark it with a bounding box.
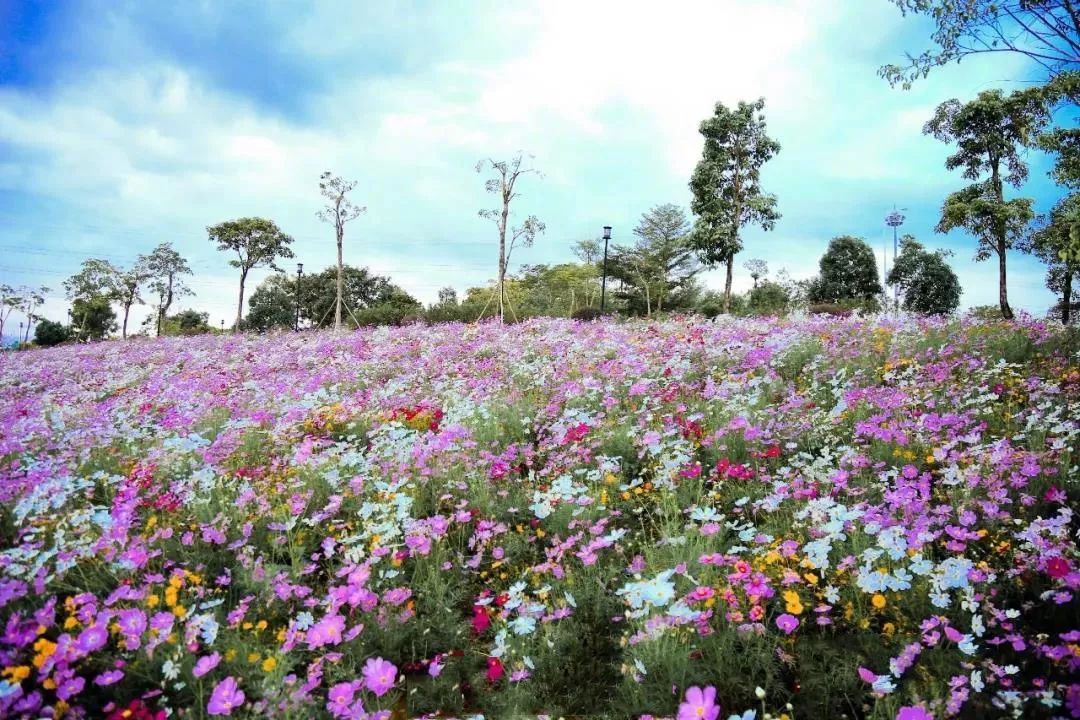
[122,302,131,339]
[498,199,509,322]
[723,254,734,313]
[998,243,1013,320]
[335,219,344,330]
[235,269,247,332]
[1063,269,1073,325]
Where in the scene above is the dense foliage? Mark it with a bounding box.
[1,317,1078,719]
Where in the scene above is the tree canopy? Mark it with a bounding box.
[887,236,963,315]
[807,236,884,307]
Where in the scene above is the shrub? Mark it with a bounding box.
[34,320,69,347]
[571,307,603,321]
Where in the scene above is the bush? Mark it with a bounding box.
[34,320,70,347]
[807,303,853,317]
[571,307,603,321]
[747,281,790,316]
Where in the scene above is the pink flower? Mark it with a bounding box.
[307,614,346,649]
[486,656,504,684]
[677,685,720,720]
[207,676,245,716]
[775,613,799,635]
[362,656,397,697]
[193,652,221,678]
[895,706,933,720]
[326,680,361,717]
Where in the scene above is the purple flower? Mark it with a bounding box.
[775,613,799,635]
[362,656,397,697]
[93,669,124,686]
[677,685,720,720]
[895,706,933,720]
[193,652,221,678]
[75,623,108,654]
[116,608,147,650]
[207,676,245,716]
[56,676,85,701]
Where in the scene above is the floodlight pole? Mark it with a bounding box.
[885,207,905,311]
[600,226,612,313]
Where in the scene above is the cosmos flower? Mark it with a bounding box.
[677,685,720,720]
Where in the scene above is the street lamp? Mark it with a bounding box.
[295,263,304,332]
[885,207,906,311]
[600,226,612,314]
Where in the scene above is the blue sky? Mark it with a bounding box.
[0,0,1067,331]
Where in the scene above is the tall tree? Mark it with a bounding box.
[807,236,884,306]
[70,297,116,341]
[0,284,19,341]
[925,89,1048,319]
[881,1,1080,88]
[64,259,122,340]
[608,205,700,317]
[1023,192,1080,322]
[18,287,48,344]
[116,256,153,339]
[145,243,193,337]
[476,153,545,321]
[208,217,295,331]
[688,98,780,313]
[887,235,963,314]
[317,172,366,331]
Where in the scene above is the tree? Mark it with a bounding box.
[688,98,780,313]
[881,1,1080,88]
[807,236,884,306]
[34,319,69,347]
[925,89,1048,319]
[71,296,116,341]
[208,218,295,331]
[607,206,700,317]
[64,259,121,339]
[116,257,153,339]
[887,236,963,314]
[437,286,458,307]
[245,274,298,332]
[317,172,366,331]
[244,265,419,331]
[0,284,20,341]
[570,238,603,308]
[146,243,193,337]
[1023,193,1080,322]
[744,258,769,288]
[18,287,48,344]
[476,153,545,321]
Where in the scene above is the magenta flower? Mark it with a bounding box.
[362,656,397,697]
[193,652,221,678]
[93,669,124,686]
[895,706,933,720]
[326,680,361,718]
[307,614,346,649]
[775,613,799,635]
[677,685,720,720]
[207,676,245,716]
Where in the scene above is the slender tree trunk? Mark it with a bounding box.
[723,254,734,313]
[335,214,345,331]
[498,199,509,322]
[235,269,247,332]
[1063,269,1073,325]
[122,302,131,339]
[998,243,1013,320]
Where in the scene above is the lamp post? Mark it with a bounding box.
[295,263,304,332]
[600,226,612,313]
[885,207,905,311]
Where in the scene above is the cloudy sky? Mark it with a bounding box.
[0,1,1067,332]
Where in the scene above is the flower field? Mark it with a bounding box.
[1,316,1078,719]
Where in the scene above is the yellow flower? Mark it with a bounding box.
[262,657,278,673]
[871,593,887,610]
[172,605,187,619]
[2,666,30,682]
[63,616,79,630]
[146,594,160,608]
[255,620,268,631]
[225,649,238,662]
[783,590,804,615]
[247,652,261,664]
[883,622,896,637]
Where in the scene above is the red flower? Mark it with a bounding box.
[471,605,491,634]
[485,657,504,683]
[1046,556,1071,579]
